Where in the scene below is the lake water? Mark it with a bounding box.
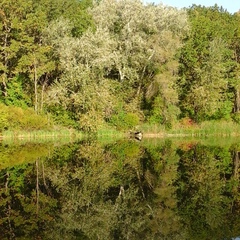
[0,137,240,239]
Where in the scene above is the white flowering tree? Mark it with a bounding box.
[45,0,188,130]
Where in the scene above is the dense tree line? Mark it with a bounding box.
[178,5,240,122]
[1,0,240,131]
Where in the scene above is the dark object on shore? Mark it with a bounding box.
[130,131,143,141]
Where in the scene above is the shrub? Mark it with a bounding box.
[21,110,50,130]
[0,104,9,130]
[109,111,140,130]
[47,105,78,128]
[0,104,51,131]
[4,75,31,108]
[179,117,196,128]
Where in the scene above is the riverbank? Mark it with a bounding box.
[1,120,240,141]
[141,120,240,138]
[0,128,82,141]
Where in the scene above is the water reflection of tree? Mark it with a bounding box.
[176,143,240,240]
[0,142,73,239]
[42,139,183,239]
[0,147,58,239]
[0,140,239,239]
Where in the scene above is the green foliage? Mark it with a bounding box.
[44,0,188,129]
[0,139,240,239]
[2,0,240,129]
[177,5,238,122]
[0,103,51,131]
[147,96,180,129]
[147,96,164,124]
[109,111,140,130]
[0,104,9,130]
[0,0,92,114]
[0,143,54,170]
[4,75,31,108]
[213,100,233,120]
[176,142,240,239]
[47,105,78,128]
[78,111,101,132]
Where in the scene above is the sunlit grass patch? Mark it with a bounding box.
[1,128,83,141]
[169,120,240,137]
[139,120,240,138]
[97,125,125,138]
[140,123,167,135]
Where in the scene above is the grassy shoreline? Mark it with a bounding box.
[0,128,83,141]
[1,120,240,141]
[140,120,240,138]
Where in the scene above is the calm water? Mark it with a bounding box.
[0,137,240,240]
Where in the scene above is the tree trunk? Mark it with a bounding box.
[34,58,38,113]
[233,151,239,179]
[234,88,240,113]
[1,75,8,97]
[137,50,155,96]
[40,84,45,113]
[40,74,48,113]
[36,159,39,216]
[2,21,10,97]
[5,172,15,239]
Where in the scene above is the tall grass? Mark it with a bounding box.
[169,120,240,137]
[2,120,239,141]
[140,123,167,135]
[1,128,83,141]
[97,125,125,139]
[138,120,240,138]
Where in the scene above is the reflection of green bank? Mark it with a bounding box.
[142,136,240,149]
[0,138,239,239]
[0,143,55,170]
